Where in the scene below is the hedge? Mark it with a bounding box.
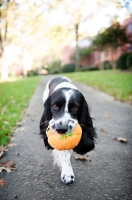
[116,52,132,70]
[61,64,75,73]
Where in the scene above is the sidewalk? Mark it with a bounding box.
[0,75,132,200]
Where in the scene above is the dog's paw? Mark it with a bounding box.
[61,173,75,184]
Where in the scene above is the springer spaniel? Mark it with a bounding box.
[40,77,96,184]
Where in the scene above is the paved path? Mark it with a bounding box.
[0,75,132,200]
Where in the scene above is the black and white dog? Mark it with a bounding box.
[40,77,96,184]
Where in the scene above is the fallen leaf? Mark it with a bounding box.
[100,128,107,133]
[16,122,22,126]
[0,146,8,152]
[3,121,9,125]
[10,137,16,141]
[0,151,4,159]
[1,107,7,114]
[17,127,25,132]
[105,114,111,118]
[7,143,17,147]
[0,146,8,159]
[105,98,114,103]
[74,155,88,161]
[0,160,16,167]
[0,160,17,172]
[0,179,7,186]
[0,167,12,173]
[22,109,26,114]
[113,137,127,143]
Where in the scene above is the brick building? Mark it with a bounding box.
[61,16,132,68]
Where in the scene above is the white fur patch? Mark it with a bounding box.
[43,80,50,103]
[54,82,78,93]
[52,149,75,184]
[63,89,74,112]
[43,78,78,103]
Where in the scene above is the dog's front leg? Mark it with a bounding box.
[52,149,75,184]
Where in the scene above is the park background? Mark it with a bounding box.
[0,0,132,146]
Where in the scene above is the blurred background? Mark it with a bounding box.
[0,0,132,80]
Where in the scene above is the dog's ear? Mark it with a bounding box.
[43,96,52,122]
[39,97,53,150]
[80,100,93,127]
[73,99,97,155]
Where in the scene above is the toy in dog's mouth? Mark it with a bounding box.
[46,124,82,150]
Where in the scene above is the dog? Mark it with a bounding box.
[40,76,96,184]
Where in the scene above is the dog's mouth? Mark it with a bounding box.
[49,119,78,134]
[51,124,76,135]
[55,124,68,134]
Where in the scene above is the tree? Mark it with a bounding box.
[0,0,130,79]
[71,47,92,61]
[0,0,10,81]
[38,0,100,71]
[0,0,18,81]
[46,0,126,71]
[117,0,131,10]
[58,0,96,71]
[92,22,130,69]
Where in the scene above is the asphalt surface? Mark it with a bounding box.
[0,75,132,200]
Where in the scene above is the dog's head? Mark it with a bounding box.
[40,88,97,154]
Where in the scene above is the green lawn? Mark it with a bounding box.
[0,71,132,146]
[62,70,132,103]
[0,76,41,146]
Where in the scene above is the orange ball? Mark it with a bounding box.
[46,124,82,150]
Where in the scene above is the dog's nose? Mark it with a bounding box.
[56,125,68,134]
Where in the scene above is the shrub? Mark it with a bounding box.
[79,65,91,71]
[48,61,61,74]
[88,67,99,71]
[126,53,132,69]
[71,48,92,60]
[61,64,75,73]
[79,65,99,71]
[116,53,131,70]
[48,67,60,74]
[103,61,112,70]
[27,69,39,76]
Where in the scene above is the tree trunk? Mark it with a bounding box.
[0,0,10,81]
[22,50,27,77]
[0,32,8,81]
[75,23,80,71]
[100,51,105,70]
[111,48,116,69]
[0,55,8,81]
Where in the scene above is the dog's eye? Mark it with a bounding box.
[72,107,78,111]
[52,104,59,110]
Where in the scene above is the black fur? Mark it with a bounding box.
[49,77,70,96]
[40,97,53,150]
[40,86,97,155]
[73,100,96,155]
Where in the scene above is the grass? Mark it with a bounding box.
[1,70,131,146]
[62,70,132,103]
[0,76,41,146]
